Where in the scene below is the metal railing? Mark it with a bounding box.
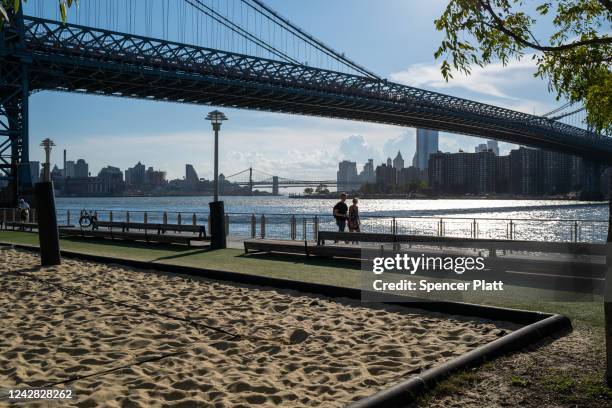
[1,208,608,243]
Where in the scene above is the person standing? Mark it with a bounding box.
[18,198,30,228]
[348,198,360,233]
[333,193,349,234]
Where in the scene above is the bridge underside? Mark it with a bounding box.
[28,58,610,162]
[1,16,610,205]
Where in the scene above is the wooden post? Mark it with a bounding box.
[66,209,70,226]
[163,212,167,225]
[177,213,181,225]
[192,213,197,226]
[126,211,130,223]
[261,215,266,239]
[144,212,148,224]
[251,214,256,238]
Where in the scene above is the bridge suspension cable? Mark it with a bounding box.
[24,0,376,77]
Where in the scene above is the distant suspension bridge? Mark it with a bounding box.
[223,167,359,194]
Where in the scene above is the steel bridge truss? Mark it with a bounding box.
[1,15,611,204]
[0,13,30,205]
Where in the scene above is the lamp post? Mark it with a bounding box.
[36,138,61,265]
[40,138,55,182]
[205,110,228,249]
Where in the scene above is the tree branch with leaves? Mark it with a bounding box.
[434,0,611,135]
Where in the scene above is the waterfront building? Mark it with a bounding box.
[98,166,124,195]
[186,164,199,184]
[375,163,396,189]
[413,128,439,170]
[510,147,543,195]
[542,150,572,194]
[146,166,167,186]
[495,155,511,194]
[125,162,146,186]
[397,166,420,187]
[428,150,495,194]
[64,160,75,178]
[337,160,358,192]
[74,159,89,178]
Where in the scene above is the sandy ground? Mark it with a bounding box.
[0,247,515,407]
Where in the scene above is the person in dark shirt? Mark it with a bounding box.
[333,193,348,234]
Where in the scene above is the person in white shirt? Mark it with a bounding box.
[18,198,30,224]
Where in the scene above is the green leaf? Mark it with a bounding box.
[60,1,67,22]
[0,4,7,22]
[13,0,19,13]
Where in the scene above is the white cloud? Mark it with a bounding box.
[390,57,538,98]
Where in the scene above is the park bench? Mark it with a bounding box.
[244,239,310,255]
[60,221,207,246]
[4,221,37,231]
[317,231,396,246]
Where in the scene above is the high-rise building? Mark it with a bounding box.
[185,164,199,184]
[375,163,397,189]
[413,128,439,170]
[64,160,76,178]
[359,159,376,184]
[486,140,499,156]
[146,166,167,186]
[510,147,543,195]
[397,166,420,187]
[98,166,124,195]
[74,159,89,178]
[392,151,404,170]
[476,140,499,156]
[29,161,40,184]
[125,162,146,186]
[337,160,358,192]
[427,150,495,194]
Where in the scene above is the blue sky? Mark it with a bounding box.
[26,0,562,180]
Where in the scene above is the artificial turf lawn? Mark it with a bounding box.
[0,230,604,328]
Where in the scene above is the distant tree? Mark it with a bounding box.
[1,1,76,25]
[434,1,611,135]
[315,184,330,195]
[303,187,314,195]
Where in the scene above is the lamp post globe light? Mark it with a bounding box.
[205,110,228,249]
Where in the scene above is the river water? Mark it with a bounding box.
[55,196,609,243]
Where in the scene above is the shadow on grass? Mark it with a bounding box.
[151,248,213,262]
[239,251,361,270]
[60,236,198,253]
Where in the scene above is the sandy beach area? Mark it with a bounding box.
[0,247,515,407]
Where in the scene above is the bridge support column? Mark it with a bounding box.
[580,161,603,201]
[0,7,31,207]
[272,176,279,196]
